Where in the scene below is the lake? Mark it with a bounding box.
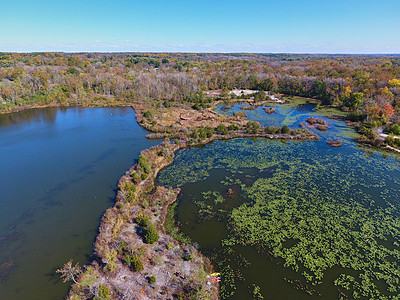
[158,100,400,299]
[0,107,159,300]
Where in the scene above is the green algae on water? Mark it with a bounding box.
[158,102,400,299]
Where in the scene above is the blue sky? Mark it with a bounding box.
[1,0,399,53]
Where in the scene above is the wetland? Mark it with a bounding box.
[158,100,400,299]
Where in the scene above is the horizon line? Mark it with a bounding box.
[1,51,400,56]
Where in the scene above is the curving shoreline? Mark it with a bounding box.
[66,102,320,299]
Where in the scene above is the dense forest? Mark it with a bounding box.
[1,52,400,143]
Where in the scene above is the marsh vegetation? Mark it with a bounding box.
[158,101,400,299]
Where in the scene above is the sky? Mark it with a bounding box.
[1,0,399,53]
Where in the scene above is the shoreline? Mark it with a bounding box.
[69,140,219,299]
[66,102,320,299]
[0,102,132,116]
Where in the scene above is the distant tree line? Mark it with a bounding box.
[0,52,399,128]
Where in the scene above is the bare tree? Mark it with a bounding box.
[56,259,81,283]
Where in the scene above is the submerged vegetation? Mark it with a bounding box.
[159,135,400,299]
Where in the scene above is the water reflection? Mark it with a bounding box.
[0,107,58,128]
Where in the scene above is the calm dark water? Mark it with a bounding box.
[158,101,400,299]
[0,107,158,300]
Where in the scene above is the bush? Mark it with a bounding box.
[148,275,156,284]
[143,110,153,119]
[142,162,151,174]
[228,124,239,131]
[194,126,214,140]
[253,91,266,102]
[385,124,400,135]
[265,126,277,134]
[216,123,228,135]
[246,121,261,134]
[348,111,365,122]
[96,284,111,300]
[144,225,159,244]
[125,255,144,272]
[141,172,148,180]
[127,188,136,203]
[121,182,136,203]
[359,123,373,136]
[281,125,290,134]
[136,214,150,227]
[132,256,144,272]
[138,155,151,174]
[184,253,193,261]
[130,171,141,183]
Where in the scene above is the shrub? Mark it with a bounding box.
[246,121,261,134]
[216,123,228,135]
[204,126,214,138]
[141,172,148,180]
[143,110,153,119]
[265,126,277,134]
[253,91,266,102]
[104,248,117,273]
[121,182,136,203]
[138,155,151,174]
[120,181,134,192]
[228,124,239,131]
[138,154,146,165]
[184,253,193,261]
[143,163,151,174]
[148,275,156,284]
[119,241,127,252]
[144,225,159,244]
[136,214,150,227]
[130,171,141,183]
[96,284,111,300]
[126,189,136,203]
[348,111,365,122]
[125,255,144,272]
[281,125,289,134]
[385,124,400,135]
